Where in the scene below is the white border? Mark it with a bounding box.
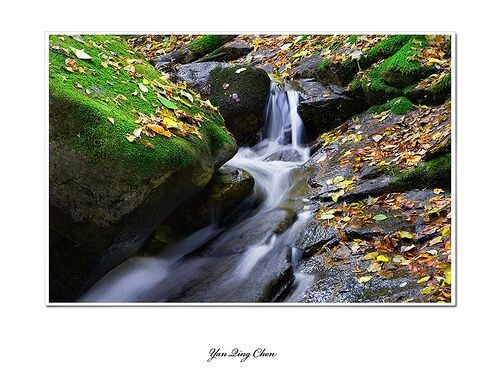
[45,32,456,307]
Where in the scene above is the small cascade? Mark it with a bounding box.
[80,82,313,303]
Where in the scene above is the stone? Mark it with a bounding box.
[296,79,368,140]
[208,66,271,145]
[165,167,255,234]
[176,62,229,96]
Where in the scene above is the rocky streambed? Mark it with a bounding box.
[50,34,452,303]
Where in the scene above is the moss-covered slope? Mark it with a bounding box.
[49,34,237,302]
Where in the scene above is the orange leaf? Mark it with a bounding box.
[146,124,173,138]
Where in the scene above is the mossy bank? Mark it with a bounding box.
[49,34,237,301]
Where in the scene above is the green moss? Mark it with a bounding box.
[368,96,414,115]
[347,35,359,44]
[187,35,235,56]
[350,36,434,104]
[49,34,234,179]
[429,73,451,97]
[361,35,413,67]
[404,72,451,105]
[392,153,451,191]
[317,58,331,71]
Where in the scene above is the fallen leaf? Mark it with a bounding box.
[441,225,451,237]
[146,123,173,138]
[373,214,388,221]
[420,286,434,295]
[367,262,381,272]
[235,67,247,74]
[372,134,383,142]
[433,188,444,194]
[362,251,379,260]
[398,231,414,240]
[359,276,373,283]
[376,255,390,262]
[158,96,178,109]
[429,236,443,246]
[417,276,431,284]
[107,117,115,125]
[138,83,148,93]
[71,47,92,60]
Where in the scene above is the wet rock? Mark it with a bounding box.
[265,147,304,162]
[176,62,229,96]
[296,79,368,140]
[153,35,236,69]
[290,54,324,79]
[198,41,252,63]
[343,175,394,200]
[295,219,339,256]
[344,213,411,239]
[208,66,271,145]
[166,167,255,234]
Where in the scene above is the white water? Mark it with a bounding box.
[80,82,313,303]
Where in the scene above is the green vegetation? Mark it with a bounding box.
[187,35,236,57]
[360,35,413,67]
[392,153,451,191]
[368,96,414,115]
[49,35,234,179]
[350,36,435,103]
[347,35,359,44]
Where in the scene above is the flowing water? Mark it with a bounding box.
[80,82,313,303]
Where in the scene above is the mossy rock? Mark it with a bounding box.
[48,34,237,301]
[405,73,451,105]
[350,36,437,104]
[391,153,451,191]
[208,66,271,145]
[307,35,414,87]
[154,35,236,68]
[368,96,414,115]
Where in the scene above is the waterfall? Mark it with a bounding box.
[79,82,313,303]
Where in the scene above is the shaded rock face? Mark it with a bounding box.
[208,66,271,145]
[296,79,368,140]
[49,114,237,303]
[143,167,254,254]
[167,167,255,234]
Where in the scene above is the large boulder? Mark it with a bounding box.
[208,66,271,145]
[296,79,368,140]
[48,35,237,302]
[176,64,271,145]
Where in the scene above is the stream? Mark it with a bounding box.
[80,82,314,303]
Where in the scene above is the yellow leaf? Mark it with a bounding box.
[367,263,381,272]
[359,276,373,283]
[376,255,390,262]
[441,225,451,237]
[362,252,378,260]
[429,236,443,246]
[398,231,414,239]
[107,117,114,125]
[433,188,444,194]
[417,276,431,284]
[146,124,173,138]
[125,134,136,142]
